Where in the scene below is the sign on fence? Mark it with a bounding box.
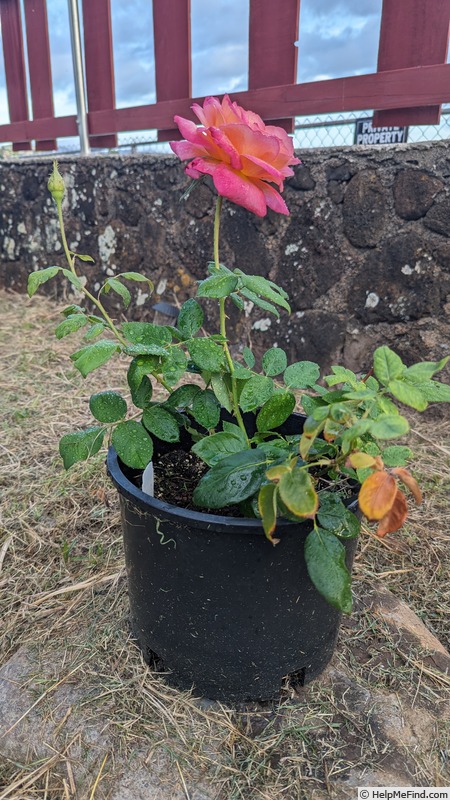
[354,119,408,146]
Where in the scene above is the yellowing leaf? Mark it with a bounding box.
[377,489,408,537]
[258,483,279,544]
[278,469,318,518]
[391,468,423,505]
[265,464,291,481]
[358,471,397,521]
[347,452,378,469]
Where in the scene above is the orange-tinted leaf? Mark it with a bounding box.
[258,483,278,544]
[347,452,377,469]
[391,468,423,505]
[265,464,290,481]
[358,471,397,520]
[377,488,408,537]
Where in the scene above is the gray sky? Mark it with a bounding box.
[0,0,384,127]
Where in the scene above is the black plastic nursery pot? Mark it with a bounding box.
[107,414,358,702]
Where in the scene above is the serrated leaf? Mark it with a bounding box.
[403,356,449,383]
[373,346,405,385]
[187,338,224,372]
[27,267,60,297]
[102,277,131,308]
[177,298,204,338]
[89,391,127,423]
[381,445,413,467]
[256,393,296,432]
[193,449,268,509]
[262,348,287,376]
[124,343,168,357]
[284,361,320,389]
[112,420,154,468]
[239,375,274,412]
[84,323,105,341]
[230,292,245,310]
[165,383,201,409]
[127,358,156,408]
[192,432,244,466]
[370,415,410,440]
[72,252,95,262]
[55,313,88,339]
[278,468,318,517]
[325,366,359,388]
[197,272,238,298]
[161,347,188,385]
[59,426,106,469]
[238,273,291,313]
[242,347,255,368]
[387,379,428,411]
[70,340,119,377]
[120,271,154,290]
[122,322,172,346]
[417,380,450,403]
[62,304,85,317]
[305,528,352,613]
[143,406,180,442]
[61,269,83,291]
[191,389,220,429]
[239,288,279,317]
[210,373,232,412]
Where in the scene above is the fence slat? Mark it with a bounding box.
[249,0,300,133]
[374,0,450,126]
[81,0,117,148]
[0,0,31,151]
[86,63,450,137]
[0,115,77,144]
[23,0,56,150]
[153,0,191,141]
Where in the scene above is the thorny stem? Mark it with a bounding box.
[213,196,249,444]
[56,199,127,347]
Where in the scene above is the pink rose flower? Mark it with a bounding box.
[170,95,301,217]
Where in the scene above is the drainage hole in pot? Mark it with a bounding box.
[282,667,306,694]
[144,646,167,673]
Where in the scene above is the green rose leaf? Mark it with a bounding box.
[84,323,105,341]
[143,406,180,442]
[120,272,154,292]
[70,340,119,377]
[262,347,288,377]
[122,322,172,347]
[127,357,156,408]
[239,288,280,318]
[89,391,127,423]
[72,252,95,263]
[256,392,296,432]
[191,389,221,429]
[59,426,106,469]
[27,267,60,297]
[192,431,244,466]
[305,528,353,613]
[317,492,359,539]
[102,277,131,308]
[373,346,405,385]
[380,445,411,466]
[124,343,168,357]
[403,356,449,383]
[55,313,88,339]
[284,361,320,389]
[165,383,201,409]
[197,273,238,298]
[278,468,318,517]
[177,299,204,338]
[370,414,410,439]
[239,375,274,412]
[61,269,84,291]
[258,483,278,541]
[161,347,188,385]
[417,380,450,403]
[242,347,255,368]
[237,273,291,313]
[210,373,232,412]
[187,338,224,372]
[193,449,268,509]
[387,379,428,411]
[112,420,154,468]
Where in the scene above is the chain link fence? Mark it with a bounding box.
[2,105,449,159]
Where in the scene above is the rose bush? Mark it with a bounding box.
[28,94,450,614]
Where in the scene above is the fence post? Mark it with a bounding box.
[0,0,31,151]
[67,0,90,154]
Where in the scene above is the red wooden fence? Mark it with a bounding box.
[1,0,450,151]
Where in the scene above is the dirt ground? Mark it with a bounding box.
[0,290,449,799]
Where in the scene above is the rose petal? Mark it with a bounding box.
[210,127,242,170]
[170,140,205,161]
[259,181,290,215]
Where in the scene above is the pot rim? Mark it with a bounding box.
[107,446,359,533]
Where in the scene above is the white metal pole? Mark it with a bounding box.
[67,0,90,155]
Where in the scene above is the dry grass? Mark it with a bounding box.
[0,290,449,799]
